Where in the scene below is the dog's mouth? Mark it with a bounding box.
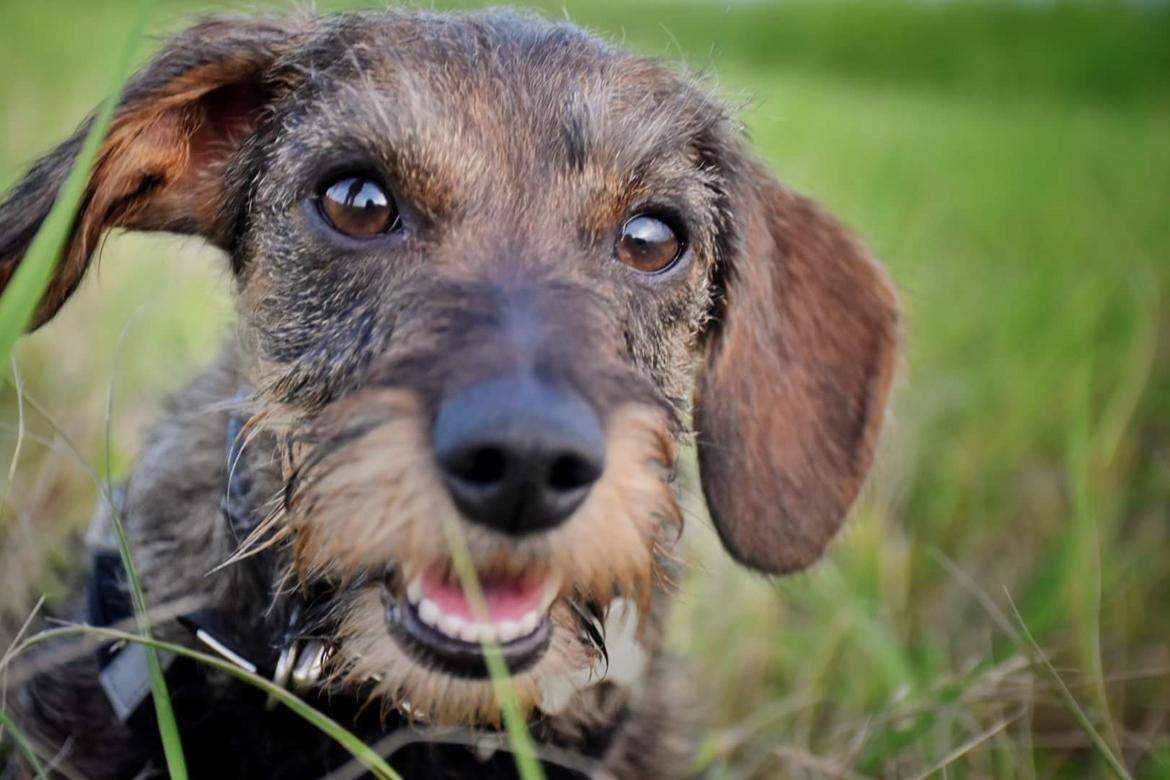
[380,567,557,678]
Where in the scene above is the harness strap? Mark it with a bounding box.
[88,412,271,724]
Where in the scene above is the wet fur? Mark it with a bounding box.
[0,8,898,779]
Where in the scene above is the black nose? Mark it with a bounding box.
[432,375,605,536]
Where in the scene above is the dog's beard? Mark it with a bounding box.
[243,390,679,725]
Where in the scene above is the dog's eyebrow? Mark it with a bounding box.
[310,72,492,216]
[287,122,462,224]
[562,86,595,173]
[559,71,727,179]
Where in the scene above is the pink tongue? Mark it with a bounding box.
[420,569,543,623]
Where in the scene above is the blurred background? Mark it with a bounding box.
[1,1,1168,777]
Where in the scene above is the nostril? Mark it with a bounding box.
[432,374,606,534]
[448,446,507,486]
[547,453,602,492]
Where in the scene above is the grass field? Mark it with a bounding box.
[1,1,1169,777]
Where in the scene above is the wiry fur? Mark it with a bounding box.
[283,398,679,725]
[0,8,899,779]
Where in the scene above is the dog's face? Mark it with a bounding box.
[0,11,898,724]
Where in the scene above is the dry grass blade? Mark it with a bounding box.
[1006,592,1132,780]
[320,728,617,780]
[2,595,45,729]
[908,709,1024,780]
[0,358,27,529]
[3,597,206,692]
[771,746,875,779]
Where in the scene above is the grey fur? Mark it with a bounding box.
[0,8,899,778]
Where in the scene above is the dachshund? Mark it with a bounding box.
[0,9,898,778]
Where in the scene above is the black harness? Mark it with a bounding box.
[87,413,289,723]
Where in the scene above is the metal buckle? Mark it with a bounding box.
[266,638,330,710]
[291,640,328,693]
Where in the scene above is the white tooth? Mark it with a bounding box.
[458,622,481,643]
[406,578,422,605]
[496,620,520,643]
[477,624,498,644]
[439,614,463,638]
[516,611,539,637]
[417,599,440,627]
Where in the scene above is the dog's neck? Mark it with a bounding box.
[84,409,302,714]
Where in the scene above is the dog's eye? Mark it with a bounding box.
[615,215,683,273]
[318,176,399,237]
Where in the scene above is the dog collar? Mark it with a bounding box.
[222,413,337,704]
[86,411,308,723]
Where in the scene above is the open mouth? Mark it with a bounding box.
[381,567,557,678]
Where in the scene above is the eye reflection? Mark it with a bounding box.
[318,176,399,237]
[616,215,683,273]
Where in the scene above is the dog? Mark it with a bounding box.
[0,8,898,779]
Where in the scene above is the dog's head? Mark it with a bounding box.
[0,11,897,723]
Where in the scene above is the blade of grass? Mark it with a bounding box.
[322,724,618,780]
[907,709,1023,780]
[100,294,189,778]
[1,625,403,780]
[0,0,185,774]
[0,707,48,779]
[0,358,27,530]
[771,747,874,780]
[106,471,189,780]
[1065,365,1121,759]
[0,0,152,364]
[1005,592,1132,780]
[441,516,545,780]
[2,596,45,725]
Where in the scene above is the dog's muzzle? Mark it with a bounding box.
[368,372,602,676]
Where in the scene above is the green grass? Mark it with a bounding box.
[2,1,1169,777]
[443,519,545,779]
[0,708,46,779]
[1,626,404,780]
[0,0,195,775]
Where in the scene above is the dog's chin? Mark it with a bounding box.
[328,580,599,725]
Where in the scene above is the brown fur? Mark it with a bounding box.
[0,9,898,779]
[696,172,899,573]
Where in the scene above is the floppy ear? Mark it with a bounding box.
[695,164,899,574]
[0,17,301,329]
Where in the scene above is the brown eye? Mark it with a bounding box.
[318,176,399,236]
[616,214,683,273]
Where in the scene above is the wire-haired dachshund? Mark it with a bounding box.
[0,8,898,779]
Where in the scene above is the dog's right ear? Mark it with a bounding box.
[0,16,303,329]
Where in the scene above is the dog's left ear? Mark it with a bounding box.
[0,16,303,329]
[695,162,899,574]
